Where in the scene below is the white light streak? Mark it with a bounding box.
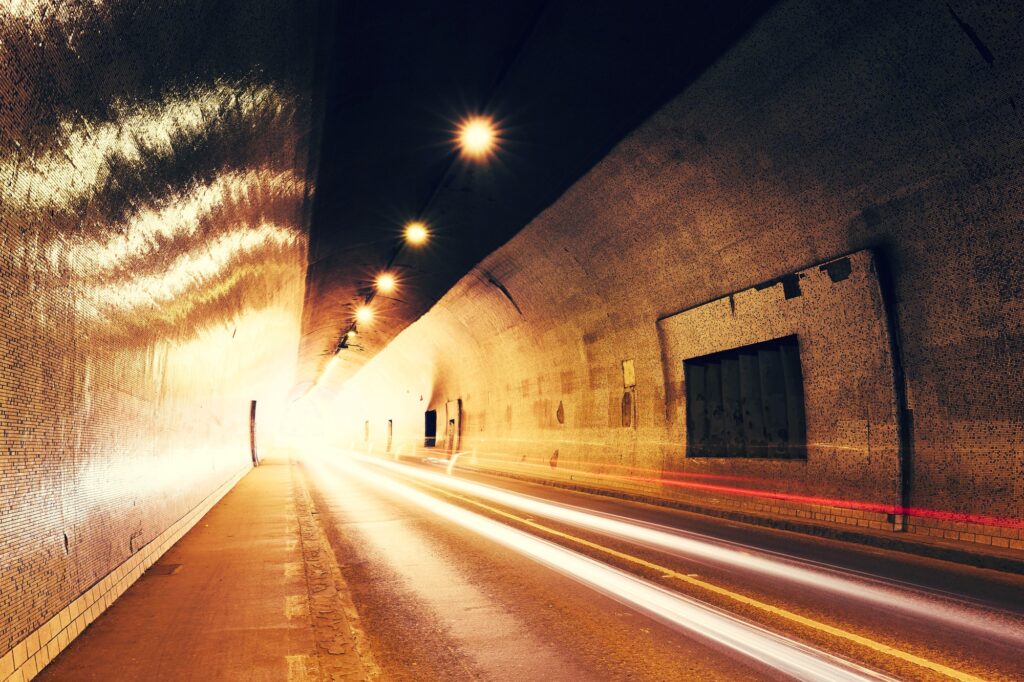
[308,453,891,682]
[359,455,1024,647]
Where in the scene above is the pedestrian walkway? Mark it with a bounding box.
[36,456,375,682]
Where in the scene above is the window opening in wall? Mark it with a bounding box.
[684,335,806,459]
[424,410,437,447]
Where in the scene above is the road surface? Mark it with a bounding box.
[301,450,1024,681]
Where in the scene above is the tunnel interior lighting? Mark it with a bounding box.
[355,305,374,324]
[404,221,429,245]
[457,116,497,159]
[375,272,397,293]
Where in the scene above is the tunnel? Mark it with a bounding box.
[2,1,1023,680]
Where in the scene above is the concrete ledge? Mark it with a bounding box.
[447,461,1024,576]
[1,464,252,682]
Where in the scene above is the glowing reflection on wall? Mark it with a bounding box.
[52,169,305,275]
[3,83,290,213]
[0,0,322,655]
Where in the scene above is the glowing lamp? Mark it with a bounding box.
[404,221,428,245]
[375,272,397,293]
[355,305,373,324]
[457,116,497,159]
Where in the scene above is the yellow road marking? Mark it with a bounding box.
[409,477,988,682]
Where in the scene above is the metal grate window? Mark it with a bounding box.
[684,335,806,459]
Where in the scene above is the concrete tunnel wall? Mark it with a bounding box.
[0,1,325,671]
[318,0,1024,551]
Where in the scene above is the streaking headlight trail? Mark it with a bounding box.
[359,452,1024,648]
[308,453,894,682]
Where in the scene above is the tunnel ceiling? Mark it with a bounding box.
[299,0,776,391]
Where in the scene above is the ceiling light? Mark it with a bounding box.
[457,116,497,159]
[404,221,428,245]
[375,272,397,293]
[355,305,373,324]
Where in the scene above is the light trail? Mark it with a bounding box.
[361,453,1024,649]
[443,448,1024,531]
[306,452,893,682]
[408,476,995,682]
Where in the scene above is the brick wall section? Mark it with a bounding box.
[0,0,324,666]
[316,0,1024,552]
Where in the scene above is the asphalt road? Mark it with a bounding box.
[302,451,1024,682]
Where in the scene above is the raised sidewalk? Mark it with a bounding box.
[31,457,374,682]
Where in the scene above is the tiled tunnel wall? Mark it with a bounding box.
[1,0,324,668]
[319,0,1023,550]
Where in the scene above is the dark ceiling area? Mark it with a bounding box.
[298,0,777,391]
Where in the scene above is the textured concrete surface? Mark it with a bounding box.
[35,458,373,682]
[314,0,1024,552]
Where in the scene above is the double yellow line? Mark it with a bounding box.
[410,477,988,682]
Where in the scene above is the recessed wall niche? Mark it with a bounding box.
[657,250,902,505]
